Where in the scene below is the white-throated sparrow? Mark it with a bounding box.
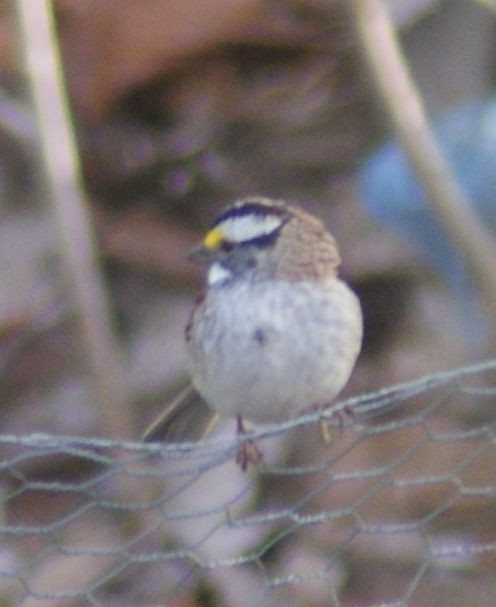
[143,197,363,468]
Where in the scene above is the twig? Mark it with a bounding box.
[347,0,496,343]
[16,0,134,438]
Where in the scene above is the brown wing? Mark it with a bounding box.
[185,292,205,343]
[142,384,219,443]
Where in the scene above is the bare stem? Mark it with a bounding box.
[348,0,496,345]
[16,0,134,437]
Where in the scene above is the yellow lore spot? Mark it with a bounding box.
[203,227,224,249]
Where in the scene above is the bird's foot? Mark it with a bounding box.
[236,416,263,471]
[316,404,356,444]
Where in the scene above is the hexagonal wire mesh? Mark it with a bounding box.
[1,358,496,606]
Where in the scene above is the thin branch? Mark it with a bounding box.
[16,0,134,438]
[348,0,496,344]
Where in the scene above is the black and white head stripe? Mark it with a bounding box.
[209,198,290,247]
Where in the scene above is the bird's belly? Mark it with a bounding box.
[187,280,362,424]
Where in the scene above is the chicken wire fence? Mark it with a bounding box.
[1,359,496,607]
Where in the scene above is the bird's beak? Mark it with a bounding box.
[187,243,217,264]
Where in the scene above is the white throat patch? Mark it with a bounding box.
[220,214,283,243]
[207,262,232,286]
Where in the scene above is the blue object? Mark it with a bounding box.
[359,97,496,344]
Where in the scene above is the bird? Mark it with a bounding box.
[358,97,496,346]
[143,197,363,469]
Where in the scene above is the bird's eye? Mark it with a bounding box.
[221,241,234,253]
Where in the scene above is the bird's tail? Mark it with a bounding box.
[142,384,220,443]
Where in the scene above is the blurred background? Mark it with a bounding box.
[1,1,496,605]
